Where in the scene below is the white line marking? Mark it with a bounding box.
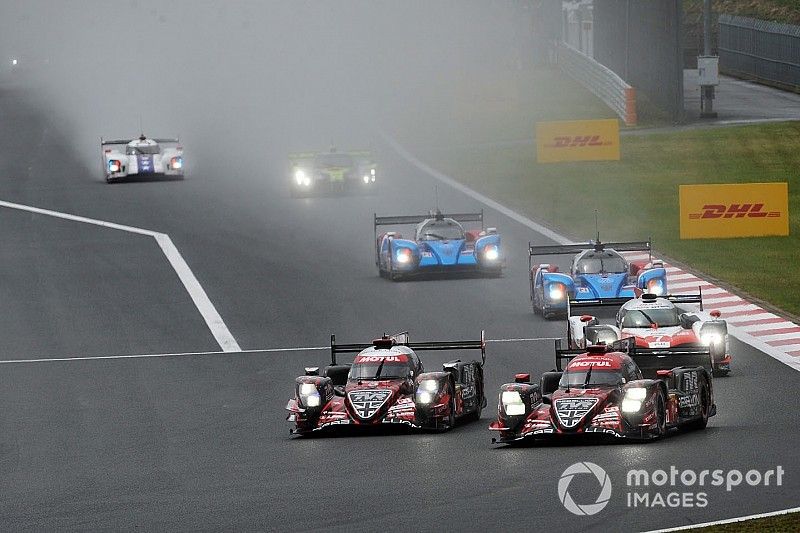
[153,234,239,352]
[0,338,553,365]
[383,133,800,374]
[0,199,241,353]
[750,331,800,342]
[702,295,743,305]
[642,505,800,533]
[379,132,571,245]
[670,281,714,290]
[667,273,701,281]
[738,321,797,333]
[725,312,780,324]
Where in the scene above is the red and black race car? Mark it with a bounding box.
[286,332,487,435]
[489,338,715,445]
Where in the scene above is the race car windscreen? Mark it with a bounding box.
[576,252,627,274]
[559,369,624,388]
[620,307,680,328]
[418,220,465,241]
[126,145,161,155]
[316,154,354,168]
[349,360,412,381]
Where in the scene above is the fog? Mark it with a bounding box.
[0,0,535,181]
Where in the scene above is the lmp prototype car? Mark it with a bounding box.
[529,240,666,318]
[285,332,487,435]
[289,147,377,196]
[565,292,731,376]
[375,210,502,279]
[489,338,715,445]
[101,135,184,183]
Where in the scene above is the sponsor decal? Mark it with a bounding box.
[569,359,613,368]
[648,341,670,349]
[137,154,154,174]
[536,119,620,163]
[679,183,789,239]
[348,389,392,419]
[355,355,407,363]
[555,397,598,428]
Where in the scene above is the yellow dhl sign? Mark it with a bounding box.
[679,182,789,239]
[536,119,620,163]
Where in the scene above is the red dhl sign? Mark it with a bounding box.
[680,183,789,239]
[536,119,620,163]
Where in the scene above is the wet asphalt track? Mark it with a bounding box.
[0,86,799,532]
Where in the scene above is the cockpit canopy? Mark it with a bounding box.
[348,350,418,381]
[416,218,465,241]
[126,142,161,155]
[574,249,627,275]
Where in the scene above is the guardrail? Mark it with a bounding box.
[556,41,637,126]
[719,14,800,92]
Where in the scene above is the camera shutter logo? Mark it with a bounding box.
[558,462,612,516]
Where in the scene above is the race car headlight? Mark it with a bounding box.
[363,174,370,184]
[416,380,440,404]
[294,169,311,187]
[621,399,642,413]
[170,156,183,170]
[298,382,321,408]
[547,282,566,301]
[625,387,647,401]
[701,332,723,346]
[396,248,412,264]
[501,390,526,416]
[647,278,665,296]
[420,379,439,392]
[371,168,376,176]
[108,159,121,173]
[483,244,499,261]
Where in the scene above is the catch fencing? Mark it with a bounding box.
[556,41,637,126]
[719,14,800,91]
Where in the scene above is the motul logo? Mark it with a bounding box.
[546,135,611,148]
[570,360,612,368]
[688,204,781,219]
[356,355,403,363]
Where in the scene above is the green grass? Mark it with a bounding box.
[414,122,800,315]
[388,66,800,316]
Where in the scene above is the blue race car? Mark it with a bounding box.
[528,240,667,319]
[375,210,502,280]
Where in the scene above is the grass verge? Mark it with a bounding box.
[390,68,800,316]
[682,509,800,531]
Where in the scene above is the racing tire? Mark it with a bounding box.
[426,380,456,432]
[653,389,667,439]
[540,372,562,395]
[687,377,711,431]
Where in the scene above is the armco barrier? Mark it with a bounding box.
[557,41,637,126]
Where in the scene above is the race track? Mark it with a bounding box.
[0,85,798,533]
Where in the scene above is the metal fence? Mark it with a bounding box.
[719,14,800,91]
[557,41,637,126]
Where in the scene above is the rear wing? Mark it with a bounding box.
[528,239,651,272]
[566,291,704,317]
[100,137,180,146]
[374,211,484,245]
[554,337,713,375]
[330,330,486,366]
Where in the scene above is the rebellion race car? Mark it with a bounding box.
[289,147,377,196]
[565,292,731,376]
[374,210,502,280]
[529,239,666,319]
[285,332,487,435]
[101,134,184,183]
[489,338,716,445]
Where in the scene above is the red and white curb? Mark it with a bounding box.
[621,252,800,372]
[382,131,800,374]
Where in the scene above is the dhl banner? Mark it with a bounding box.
[679,182,789,239]
[535,119,620,163]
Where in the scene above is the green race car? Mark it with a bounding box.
[289,147,377,196]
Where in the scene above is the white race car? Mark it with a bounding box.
[101,135,184,183]
[566,293,731,376]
